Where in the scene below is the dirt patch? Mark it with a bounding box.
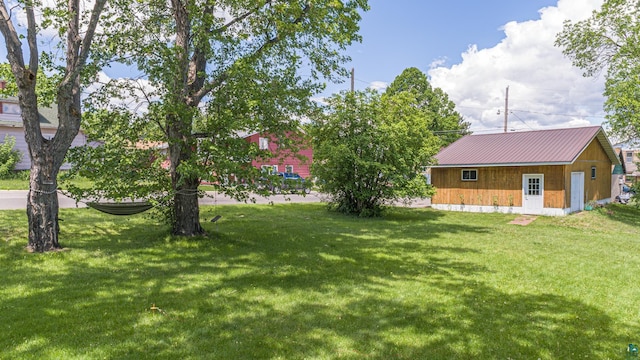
[509,216,537,226]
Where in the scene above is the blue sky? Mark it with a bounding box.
[328,0,559,94]
[322,0,609,135]
[0,0,609,135]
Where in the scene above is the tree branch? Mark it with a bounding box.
[192,3,311,102]
[0,2,27,75]
[212,0,272,35]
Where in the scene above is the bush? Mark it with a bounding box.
[0,135,22,179]
[310,90,438,217]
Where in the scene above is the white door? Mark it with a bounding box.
[523,174,544,214]
[570,172,585,213]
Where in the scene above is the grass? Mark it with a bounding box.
[0,203,639,359]
[0,174,94,191]
[0,177,29,190]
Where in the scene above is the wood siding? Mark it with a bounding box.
[247,132,313,178]
[431,165,566,208]
[564,138,612,205]
[1,127,88,170]
[431,137,614,211]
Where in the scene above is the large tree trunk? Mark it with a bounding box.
[168,120,205,236]
[23,86,80,252]
[172,178,204,236]
[26,152,61,252]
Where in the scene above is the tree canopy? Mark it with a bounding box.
[310,89,439,217]
[385,67,470,146]
[64,0,369,235]
[555,0,640,140]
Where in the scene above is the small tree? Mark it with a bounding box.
[310,90,439,217]
[0,135,21,178]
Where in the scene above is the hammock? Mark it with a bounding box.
[87,201,153,216]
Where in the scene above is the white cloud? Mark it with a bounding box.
[83,71,158,114]
[369,81,388,91]
[429,0,606,134]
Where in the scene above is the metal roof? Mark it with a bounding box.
[433,126,621,168]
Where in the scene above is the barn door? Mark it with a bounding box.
[570,172,585,213]
[523,174,544,215]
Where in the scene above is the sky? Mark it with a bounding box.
[1,0,608,135]
[324,0,607,134]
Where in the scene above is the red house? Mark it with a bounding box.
[244,131,313,178]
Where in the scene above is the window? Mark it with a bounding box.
[259,137,269,150]
[591,166,596,179]
[461,169,477,181]
[261,165,277,174]
[1,102,21,115]
[527,177,541,196]
[627,152,634,163]
[285,165,294,174]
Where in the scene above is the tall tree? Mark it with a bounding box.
[0,0,109,251]
[67,0,369,236]
[310,89,439,217]
[385,67,470,146]
[555,0,640,140]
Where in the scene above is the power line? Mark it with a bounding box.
[510,108,607,119]
[509,111,535,131]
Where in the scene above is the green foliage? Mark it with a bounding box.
[0,63,61,107]
[66,0,369,230]
[385,67,470,146]
[0,203,639,358]
[0,136,22,179]
[311,89,438,217]
[555,0,640,140]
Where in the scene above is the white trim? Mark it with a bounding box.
[431,204,567,216]
[523,174,544,215]
[431,162,572,168]
[461,169,478,181]
[258,137,269,150]
[432,204,521,214]
[432,198,613,217]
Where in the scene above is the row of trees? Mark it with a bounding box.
[4,0,636,252]
[0,0,369,252]
[1,0,470,253]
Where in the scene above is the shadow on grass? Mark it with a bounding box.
[600,203,640,229]
[0,204,634,358]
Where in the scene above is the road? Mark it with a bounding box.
[0,190,329,210]
[0,190,429,210]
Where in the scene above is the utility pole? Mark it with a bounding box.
[504,85,509,133]
[350,68,355,92]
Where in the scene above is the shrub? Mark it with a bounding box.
[0,135,22,179]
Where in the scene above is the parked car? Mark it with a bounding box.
[277,172,311,194]
[259,172,310,194]
[616,185,636,204]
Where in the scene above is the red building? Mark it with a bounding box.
[244,131,313,178]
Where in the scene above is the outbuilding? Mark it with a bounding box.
[430,126,620,216]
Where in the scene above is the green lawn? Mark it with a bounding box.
[1,203,639,359]
[0,177,29,190]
